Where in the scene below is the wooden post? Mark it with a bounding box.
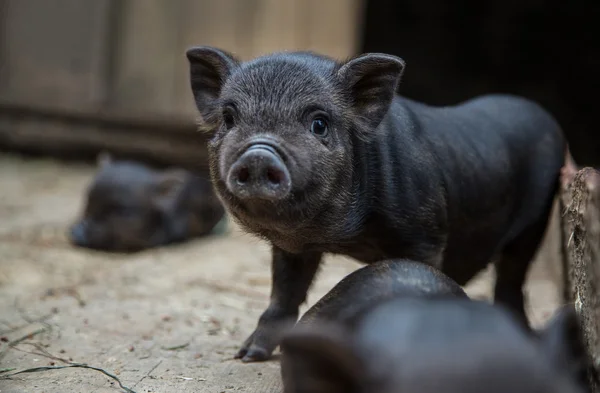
[560,166,600,392]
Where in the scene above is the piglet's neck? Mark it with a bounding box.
[348,134,379,222]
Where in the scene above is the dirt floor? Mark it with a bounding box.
[0,152,567,393]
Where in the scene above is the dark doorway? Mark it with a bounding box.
[360,0,600,167]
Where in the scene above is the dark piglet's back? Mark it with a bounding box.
[281,298,590,393]
[297,258,467,327]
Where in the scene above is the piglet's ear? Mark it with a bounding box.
[186,46,240,131]
[337,53,405,133]
[280,324,363,393]
[539,305,590,388]
[153,169,188,210]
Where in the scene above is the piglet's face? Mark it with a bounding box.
[186,47,404,232]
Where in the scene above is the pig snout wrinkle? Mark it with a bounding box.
[227,143,291,201]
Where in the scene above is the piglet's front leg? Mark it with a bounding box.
[236,246,322,362]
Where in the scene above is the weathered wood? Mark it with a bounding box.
[0,0,113,110]
[301,0,364,60]
[108,0,183,115]
[0,0,363,168]
[250,0,302,56]
[560,166,600,392]
[174,0,242,117]
[0,100,209,173]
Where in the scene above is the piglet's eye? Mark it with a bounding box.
[310,117,329,137]
[222,109,235,129]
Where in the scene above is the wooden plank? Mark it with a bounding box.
[0,100,209,173]
[107,0,183,115]
[560,167,600,392]
[0,0,10,94]
[250,0,301,56]
[301,0,364,59]
[0,0,366,167]
[0,0,113,110]
[173,0,242,118]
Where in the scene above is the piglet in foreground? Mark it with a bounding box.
[69,154,225,252]
[186,46,566,361]
[281,298,589,393]
[264,258,466,350]
[297,258,467,328]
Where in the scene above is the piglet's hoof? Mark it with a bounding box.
[235,345,270,363]
[235,306,298,362]
[235,331,274,362]
[234,324,280,363]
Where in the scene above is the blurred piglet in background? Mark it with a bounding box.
[69,153,226,252]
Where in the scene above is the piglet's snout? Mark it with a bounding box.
[227,143,291,201]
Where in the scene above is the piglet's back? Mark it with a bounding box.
[297,259,467,327]
[282,298,587,393]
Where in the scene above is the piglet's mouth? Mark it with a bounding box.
[225,140,292,202]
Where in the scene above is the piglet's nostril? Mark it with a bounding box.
[237,167,250,184]
[266,168,284,185]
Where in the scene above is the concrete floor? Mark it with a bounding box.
[0,153,565,393]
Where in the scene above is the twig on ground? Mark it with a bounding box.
[186,277,267,300]
[15,301,55,330]
[132,360,162,389]
[0,363,138,393]
[161,343,189,351]
[2,342,137,393]
[41,287,86,307]
[0,312,54,337]
[11,342,72,364]
[0,327,48,362]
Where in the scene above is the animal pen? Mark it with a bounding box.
[0,1,599,392]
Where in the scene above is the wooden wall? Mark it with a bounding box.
[0,0,364,171]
